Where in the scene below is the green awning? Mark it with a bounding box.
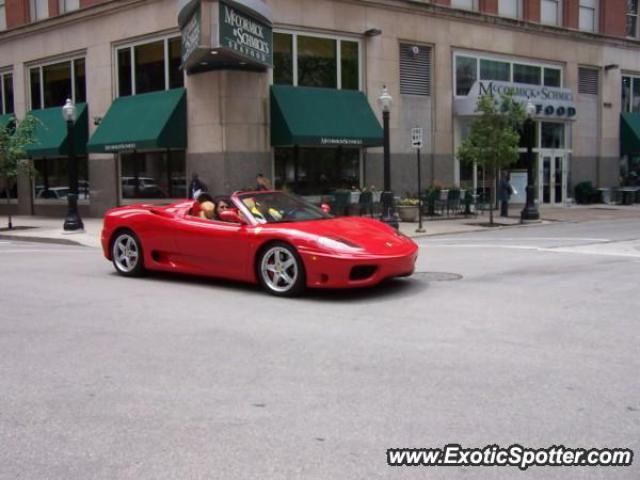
[621,113,640,156]
[88,88,186,153]
[0,113,15,130]
[270,85,383,147]
[24,104,88,158]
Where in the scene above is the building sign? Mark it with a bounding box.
[178,0,273,73]
[454,81,577,119]
[218,1,272,65]
[181,6,201,65]
[320,137,363,146]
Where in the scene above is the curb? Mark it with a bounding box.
[404,218,555,239]
[0,234,88,247]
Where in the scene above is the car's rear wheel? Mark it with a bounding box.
[111,230,145,277]
[258,242,305,297]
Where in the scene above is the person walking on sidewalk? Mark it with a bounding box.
[499,172,514,217]
[189,173,208,199]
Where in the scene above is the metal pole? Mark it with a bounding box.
[380,110,398,229]
[416,147,425,233]
[520,116,540,222]
[63,119,84,231]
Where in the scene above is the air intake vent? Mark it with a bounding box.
[399,43,432,96]
[578,67,599,95]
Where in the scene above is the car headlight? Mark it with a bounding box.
[317,236,364,252]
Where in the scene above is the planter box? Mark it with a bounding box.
[397,205,419,222]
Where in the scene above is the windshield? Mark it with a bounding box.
[238,192,332,224]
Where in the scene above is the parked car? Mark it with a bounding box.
[101,191,419,296]
[121,177,165,198]
[36,187,70,200]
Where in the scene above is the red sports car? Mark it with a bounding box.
[101,191,418,296]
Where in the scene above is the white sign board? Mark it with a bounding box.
[411,127,423,149]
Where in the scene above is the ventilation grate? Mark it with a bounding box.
[578,67,599,95]
[399,43,432,96]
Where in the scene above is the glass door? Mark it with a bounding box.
[538,150,567,205]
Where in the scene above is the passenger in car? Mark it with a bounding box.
[199,201,216,220]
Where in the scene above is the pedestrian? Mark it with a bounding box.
[256,173,272,191]
[499,171,514,217]
[189,173,207,199]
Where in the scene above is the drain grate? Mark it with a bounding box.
[412,271,463,282]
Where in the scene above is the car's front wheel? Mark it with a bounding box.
[111,230,145,277]
[258,242,305,297]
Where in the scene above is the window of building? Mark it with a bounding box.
[33,158,89,202]
[627,0,640,37]
[29,57,86,109]
[514,64,542,85]
[273,31,361,90]
[622,75,640,112]
[455,52,563,96]
[116,36,183,97]
[0,0,6,31]
[59,0,79,13]
[1,71,14,114]
[455,56,477,96]
[451,0,477,10]
[120,151,186,200]
[579,0,598,32]
[544,68,562,87]
[498,0,522,19]
[274,147,360,195]
[480,59,510,81]
[541,0,562,25]
[30,0,49,21]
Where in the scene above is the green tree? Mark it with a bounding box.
[0,115,39,229]
[457,93,525,224]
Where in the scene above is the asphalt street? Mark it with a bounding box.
[0,219,639,479]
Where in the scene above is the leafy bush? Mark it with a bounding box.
[574,181,598,204]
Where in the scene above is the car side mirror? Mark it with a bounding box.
[219,208,246,224]
[321,203,331,214]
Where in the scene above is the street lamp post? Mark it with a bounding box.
[521,99,540,222]
[378,86,398,229]
[62,98,84,231]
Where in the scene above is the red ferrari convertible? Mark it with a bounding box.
[101,191,418,296]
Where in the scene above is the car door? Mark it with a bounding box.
[172,215,251,280]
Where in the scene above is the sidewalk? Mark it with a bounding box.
[2,204,640,247]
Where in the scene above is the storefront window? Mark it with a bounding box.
[297,36,337,88]
[544,68,561,87]
[341,41,359,91]
[0,179,16,199]
[514,64,541,85]
[116,36,184,97]
[273,31,361,90]
[274,147,360,196]
[1,72,13,114]
[29,58,85,109]
[135,41,165,94]
[120,151,186,199]
[480,59,510,81]
[33,157,89,201]
[622,75,640,113]
[274,32,293,85]
[455,56,477,96]
[541,122,565,148]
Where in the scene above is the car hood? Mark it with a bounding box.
[273,217,417,255]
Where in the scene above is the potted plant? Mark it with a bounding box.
[396,198,420,222]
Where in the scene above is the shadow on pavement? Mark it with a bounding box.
[109,270,430,302]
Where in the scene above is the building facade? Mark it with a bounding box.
[1,0,639,217]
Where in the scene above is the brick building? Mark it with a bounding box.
[1,0,640,217]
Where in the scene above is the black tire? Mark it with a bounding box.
[256,241,306,297]
[111,229,145,277]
